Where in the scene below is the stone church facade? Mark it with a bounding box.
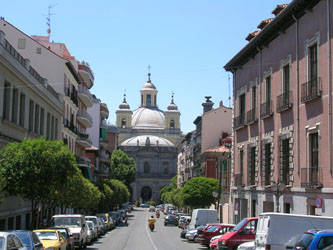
[116,73,182,203]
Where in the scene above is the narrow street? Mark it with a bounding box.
[87,208,205,250]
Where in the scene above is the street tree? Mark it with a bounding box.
[105,179,130,209]
[0,138,77,227]
[109,150,136,187]
[182,177,219,208]
[160,176,177,203]
[98,183,114,212]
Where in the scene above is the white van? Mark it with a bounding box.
[188,209,218,229]
[256,213,333,250]
[52,214,88,249]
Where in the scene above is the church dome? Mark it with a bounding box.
[121,135,174,147]
[118,94,130,110]
[167,93,178,111]
[132,107,165,129]
[141,73,156,90]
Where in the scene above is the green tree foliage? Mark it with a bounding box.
[0,175,5,203]
[109,150,136,187]
[182,177,219,208]
[160,176,177,203]
[0,138,79,227]
[98,183,114,212]
[105,179,130,209]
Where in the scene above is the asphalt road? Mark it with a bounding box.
[87,208,207,250]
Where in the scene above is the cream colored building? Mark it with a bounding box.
[0,29,62,230]
[117,73,182,202]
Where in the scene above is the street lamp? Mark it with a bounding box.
[271,182,285,213]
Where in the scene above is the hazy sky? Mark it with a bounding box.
[2,0,290,133]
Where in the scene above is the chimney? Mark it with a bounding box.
[202,96,214,113]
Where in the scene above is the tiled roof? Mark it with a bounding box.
[272,4,289,16]
[246,30,260,41]
[257,18,274,30]
[204,145,230,154]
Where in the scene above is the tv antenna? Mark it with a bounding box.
[45,4,58,40]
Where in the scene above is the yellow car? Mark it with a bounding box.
[33,229,67,250]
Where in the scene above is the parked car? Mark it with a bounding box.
[210,235,223,250]
[217,217,258,250]
[148,206,156,212]
[140,203,150,208]
[85,221,97,243]
[109,211,121,225]
[185,225,207,241]
[237,241,255,250]
[256,213,333,250]
[48,227,74,250]
[97,217,106,235]
[294,230,333,250]
[178,216,191,229]
[85,216,102,236]
[188,209,218,229]
[195,224,235,246]
[164,214,178,226]
[96,213,111,230]
[34,229,67,250]
[0,232,28,250]
[52,214,88,249]
[8,231,41,250]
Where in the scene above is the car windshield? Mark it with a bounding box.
[15,232,31,247]
[35,232,58,240]
[54,217,81,227]
[295,233,315,248]
[196,225,206,230]
[206,226,219,232]
[87,222,94,230]
[232,218,248,232]
[0,237,4,250]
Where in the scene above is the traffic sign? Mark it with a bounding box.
[315,195,323,208]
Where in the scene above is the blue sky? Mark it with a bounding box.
[2,0,290,133]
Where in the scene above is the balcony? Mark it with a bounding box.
[301,167,323,188]
[78,62,94,89]
[246,109,257,125]
[233,114,246,130]
[77,110,93,128]
[99,136,109,147]
[76,156,91,168]
[64,88,78,107]
[78,85,93,107]
[100,103,109,119]
[247,167,256,186]
[301,78,321,103]
[277,91,293,112]
[234,173,244,187]
[64,119,78,134]
[76,132,92,148]
[260,101,273,119]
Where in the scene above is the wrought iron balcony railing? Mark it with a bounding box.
[301,78,321,103]
[277,91,293,112]
[260,101,273,119]
[234,114,246,129]
[301,167,323,188]
[246,108,257,125]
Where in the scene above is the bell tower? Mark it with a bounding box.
[165,93,180,129]
[116,94,132,129]
[140,72,158,108]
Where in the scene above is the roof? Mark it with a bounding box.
[203,145,230,154]
[224,0,321,72]
[121,135,175,147]
[132,107,165,129]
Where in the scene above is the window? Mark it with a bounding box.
[28,100,34,131]
[154,95,156,106]
[144,162,150,173]
[121,118,126,128]
[141,95,143,106]
[15,215,21,229]
[281,138,290,185]
[309,44,318,81]
[239,149,244,186]
[36,47,41,54]
[265,76,271,103]
[239,94,245,120]
[170,119,175,129]
[25,213,30,230]
[55,118,58,139]
[18,38,26,49]
[34,104,39,134]
[3,82,10,120]
[19,93,25,127]
[310,132,319,184]
[317,236,333,249]
[0,219,5,230]
[147,94,151,107]
[8,217,14,230]
[11,88,18,124]
[40,108,44,135]
[284,203,291,214]
[163,162,169,174]
[51,116,55,140]
[264,143,271,186]
[283,64,290,94]
[248,147,256,186]
[252,86,256,111]
[46,113,50,139]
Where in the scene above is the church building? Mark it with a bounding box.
[116,73,182,203]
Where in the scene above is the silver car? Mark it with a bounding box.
[86,221,97,242]
[0,232,28,250]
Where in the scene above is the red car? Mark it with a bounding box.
[195,224,235,246]
[216,217,258,250]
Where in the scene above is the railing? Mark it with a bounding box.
[78,84,93,103]
[301,167,322,188]
[233,114,246,129]
[99,137,109,144]
[4,39,25,67]
[78,62,94,81]
[246,109,257,124]
[301,78,321,102]
[76,156,91,168]
[277,91,292,112]
[260,101,273,119]
[247,167,256,186]
[64,119,78,134]
[77,110,93,125]
[234,173,244,187]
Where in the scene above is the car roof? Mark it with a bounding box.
[0,232,17,236]
[53,214,83,218]
[33,229,59,233]
[307,229,333,235]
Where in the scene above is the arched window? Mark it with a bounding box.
[144,162,150,173]
[163,162,169,174]
[170,119,175,129]
[147,94,151,107]
[121,118,126,128]
[141,95,143,106]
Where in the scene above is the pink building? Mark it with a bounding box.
[225,0,333,222]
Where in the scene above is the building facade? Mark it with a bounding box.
[117,73,182,202]
[225,0,333,223]
[0,29,62,230]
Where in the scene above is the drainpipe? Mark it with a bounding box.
[231,69,236,224]
[292,14,300,176]
[257,46,262,185]
[327,0,332,175]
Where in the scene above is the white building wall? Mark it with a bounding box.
[87,99,100,147]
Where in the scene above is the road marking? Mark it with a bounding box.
[146,213,158,250]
